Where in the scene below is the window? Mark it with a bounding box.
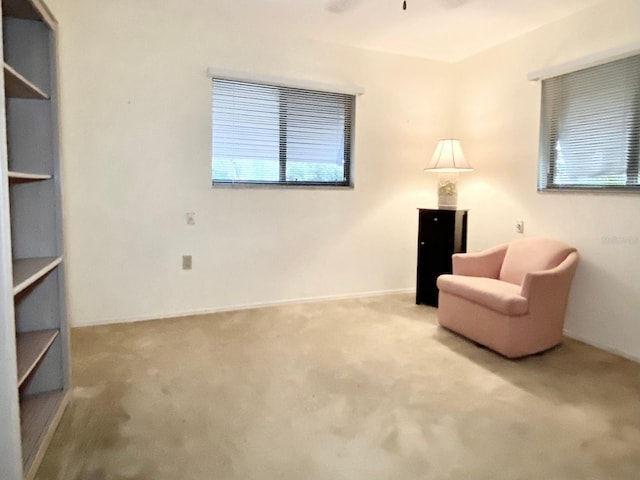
[212,78,355,187]
[538,54,640,191]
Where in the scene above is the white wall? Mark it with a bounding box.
[453,0,640,359]
[47,0,452,326]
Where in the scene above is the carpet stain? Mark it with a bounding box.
[35,294,639,480]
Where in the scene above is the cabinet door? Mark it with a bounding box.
[416,210,456,306]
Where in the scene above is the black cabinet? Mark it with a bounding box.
[416,209,468,306]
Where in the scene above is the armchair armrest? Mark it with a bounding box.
[520,251,579,300]
[452,243,508,278]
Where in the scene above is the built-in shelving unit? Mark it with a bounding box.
[0,0,69,479]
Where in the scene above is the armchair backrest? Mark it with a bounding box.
[499,237,577,286]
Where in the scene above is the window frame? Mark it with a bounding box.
[537,53,640,193]
[210,76,357,189]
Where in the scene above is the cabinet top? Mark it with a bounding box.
[417,208,469,212]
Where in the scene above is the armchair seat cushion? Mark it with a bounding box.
[437,275,528,316]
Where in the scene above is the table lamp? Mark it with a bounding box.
[424,139,473,210]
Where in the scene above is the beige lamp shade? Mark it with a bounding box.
[424,139,472,210]
[424,139,473,172]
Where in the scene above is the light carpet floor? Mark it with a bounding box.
[36,294,639,480]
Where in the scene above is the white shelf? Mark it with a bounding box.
[16,330,59,387]
[3,63,49,100]
[8,171,52,182]
[12,257,61,295]
[20,389,69,478]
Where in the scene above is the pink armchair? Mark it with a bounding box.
[436,237,579,358]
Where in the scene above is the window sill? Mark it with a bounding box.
[211,182,354,191]
[538,185,640,193]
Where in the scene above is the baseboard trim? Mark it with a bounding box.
[73,288,415,328]
[564,329,640,363]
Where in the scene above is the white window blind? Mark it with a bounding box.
[538,54,640,191]
[212,78,355,186]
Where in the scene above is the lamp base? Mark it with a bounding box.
[437,172,458,210]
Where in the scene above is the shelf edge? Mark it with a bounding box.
[16,330,60,387]
[8,171,52,182]
[3,62,50,100]
[13,257,62,296]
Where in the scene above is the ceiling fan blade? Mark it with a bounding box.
[326,0,361,14]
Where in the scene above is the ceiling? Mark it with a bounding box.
[222,0,601,62]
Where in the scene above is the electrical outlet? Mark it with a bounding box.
[182,255,192,270]
[515,220,524,234]
[185,212,195,226]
